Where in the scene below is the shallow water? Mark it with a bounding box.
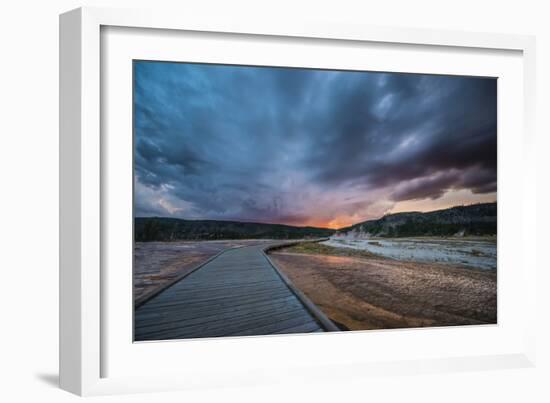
[322,238,496,270]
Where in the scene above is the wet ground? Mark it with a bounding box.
[323,237,496,270]
[269,242,496,331]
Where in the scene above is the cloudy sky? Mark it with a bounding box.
[134,61,497,229]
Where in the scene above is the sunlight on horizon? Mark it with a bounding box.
[307,189,497,230]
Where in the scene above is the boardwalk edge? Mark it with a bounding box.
[262,241,340,332]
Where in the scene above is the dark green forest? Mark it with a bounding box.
[337,202,497,238]
[134,217,335,241]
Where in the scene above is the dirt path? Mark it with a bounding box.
[269,251,496,331]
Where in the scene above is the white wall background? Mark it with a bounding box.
[0,0,548,401]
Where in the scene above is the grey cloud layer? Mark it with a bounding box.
[134,61,496,225]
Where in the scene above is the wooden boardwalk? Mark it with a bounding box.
[134,243,336,341]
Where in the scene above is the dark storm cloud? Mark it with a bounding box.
[302,73,497,188]
[134,61,497,225]
[391,171,462,201]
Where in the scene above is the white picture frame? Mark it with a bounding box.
[59,6,537,396]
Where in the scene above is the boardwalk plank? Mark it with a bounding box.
[135,242,332,340]
[225,315,316,337]
[136,296,301,329]
[137,286,291,312]
[137,305,308,339]
[140,308,310,340]
[151,279,286,300]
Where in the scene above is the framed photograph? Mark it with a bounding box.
[60,7,537,396]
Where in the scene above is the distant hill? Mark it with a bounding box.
[135,203,497,241]
[134,217,336,241]
[336,202,497,238]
